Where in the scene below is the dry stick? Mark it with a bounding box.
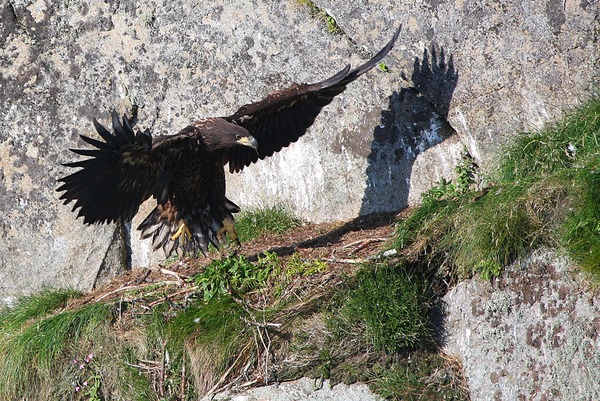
[159,340,167,397]
[94,285,141,302]
[320,257,367,264]
[205,342,252,397]
[147,286,199,308]
[255,325,271,385]
[242,317,282,328]
[160,268,188,282]
[180,357,186,400]
[349,238,387,254]
[95,281,182,303]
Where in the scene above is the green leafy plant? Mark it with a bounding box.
[193,253,279,301]
[286,253,328,277]
[422,150,477,202]
[377,61,390,73]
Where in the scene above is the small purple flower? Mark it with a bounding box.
[73,359,78,364]
[75,385,80,392]
[79,363,85,370]
[83,381,88,386]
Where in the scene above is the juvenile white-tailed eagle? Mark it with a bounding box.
[57,28,400,257]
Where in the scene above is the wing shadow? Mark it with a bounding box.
[359,45,459,216]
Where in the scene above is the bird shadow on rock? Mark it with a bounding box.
[250,46,459,259]
[359,45,459,216]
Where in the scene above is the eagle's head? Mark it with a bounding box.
[195,118,258,152]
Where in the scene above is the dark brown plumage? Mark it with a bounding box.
[57,27,400,257]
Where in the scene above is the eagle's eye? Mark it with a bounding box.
[235,134,242,140]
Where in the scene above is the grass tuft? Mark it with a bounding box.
[0,302,112,399]
[331,263,432,353]
[498,98,599,182]
[235,206,301,242]
[167,296,250,394]
[0,288,81,332]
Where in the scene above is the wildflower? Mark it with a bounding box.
[83,381,88,386]
[75,385,80,392]
[79,363,85,370]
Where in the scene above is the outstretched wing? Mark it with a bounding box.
[57,111,163,224]
[224,26,401,173]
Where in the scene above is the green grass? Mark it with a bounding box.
[0,302,112,399]
[368,353,467,401]
[296,0,343,34]
[330,263,433,353]
[498,98,599,181]
[0,288,81,332]
[395,97,600,279]
[235,206,301,242]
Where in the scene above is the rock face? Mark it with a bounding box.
[209,378,383,401]
[0,0,597,299]
[443,249,600,401]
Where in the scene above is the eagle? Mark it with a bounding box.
[57,27,400,257]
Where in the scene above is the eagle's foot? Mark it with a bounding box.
[217,218,241,249]
[171,222,192,243]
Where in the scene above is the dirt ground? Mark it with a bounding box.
[72,212,400,308]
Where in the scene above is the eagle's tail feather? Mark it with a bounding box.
[138,198,240,258]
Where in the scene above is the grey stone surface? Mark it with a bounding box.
[315,0,599,164]
[209,378,383,401]
[0,0,597,300]
[442,249,600,401]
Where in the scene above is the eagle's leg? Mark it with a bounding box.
[171,222,192,242]
[217,218,241,249]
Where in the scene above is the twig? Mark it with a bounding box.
[322,248,398,265]
[160,268,187,283]
[255,325,271,385]
[320,257,367,264]
[94,285,141,302]
[242,317,282,328]
[159,340,167,397]
[180,356,186,400]
[348,238,387,254]
[147,286,199,308]
[205,342,252,397]
[240,379,260,388]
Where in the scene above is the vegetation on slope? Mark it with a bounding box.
[396,96,599,279]
[1,98,597,400]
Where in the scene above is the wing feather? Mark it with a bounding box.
[224,26,400,172]
[57,111,162,224]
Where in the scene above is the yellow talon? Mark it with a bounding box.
[171,222,192,242]
[217,218,240,246]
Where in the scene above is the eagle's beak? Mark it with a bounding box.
[237,135,259,152]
